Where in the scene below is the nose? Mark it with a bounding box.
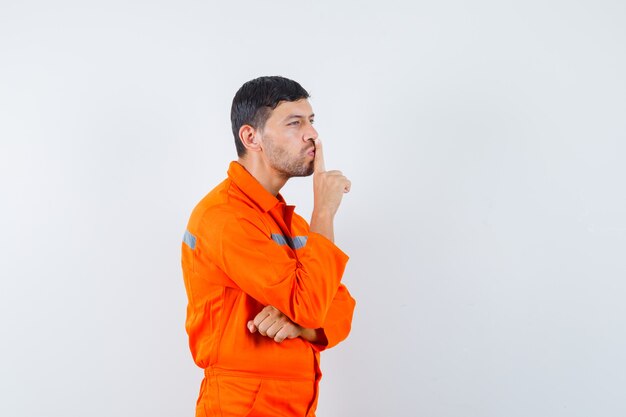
[303,122,318,142]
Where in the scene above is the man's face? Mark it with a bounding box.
[258,99,318,179]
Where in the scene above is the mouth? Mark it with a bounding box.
[306,147,315,157]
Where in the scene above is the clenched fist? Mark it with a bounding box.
[247,305,303,343]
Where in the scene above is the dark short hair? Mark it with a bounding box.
[230,76,310,157]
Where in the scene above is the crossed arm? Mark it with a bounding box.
[247,305,327,345]
[247,280,355,349]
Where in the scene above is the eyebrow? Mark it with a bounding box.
[283,113,315,122]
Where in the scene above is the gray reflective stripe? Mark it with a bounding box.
[271,233,307,250]
[292,236,308,249]
[183,230,196,250]
[271,233,289,246]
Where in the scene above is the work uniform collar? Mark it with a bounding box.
[227,161,289,213]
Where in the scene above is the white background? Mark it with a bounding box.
[1,1,625,416]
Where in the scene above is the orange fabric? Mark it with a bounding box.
[197,369,318,417]
[182,161,355,415]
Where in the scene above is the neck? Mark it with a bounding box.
[238,156,288,196]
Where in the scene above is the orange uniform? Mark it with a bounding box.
[181,161,355,417]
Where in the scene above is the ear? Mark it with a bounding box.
[238,125,262,152]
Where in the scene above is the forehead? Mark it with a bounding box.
[269,99,314,120]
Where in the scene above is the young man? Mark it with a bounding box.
[181,76,355,417]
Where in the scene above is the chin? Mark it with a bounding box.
[301,164,315,177]
[289,169,313,178]
[279,160,314,178]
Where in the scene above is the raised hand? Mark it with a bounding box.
[312,138,351,218]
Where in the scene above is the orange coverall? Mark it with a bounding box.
[181,161,356,417]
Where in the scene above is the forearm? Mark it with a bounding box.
[309,209,334,243]
[310,284,355,351]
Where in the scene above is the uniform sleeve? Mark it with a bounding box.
[311,283,356,352]
[200,211,349,329]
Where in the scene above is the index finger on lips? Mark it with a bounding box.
[314,138,325,173]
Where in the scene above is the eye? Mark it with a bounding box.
[288,120,300,126]
[310,119,315,124]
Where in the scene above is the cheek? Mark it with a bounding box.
[277,132,302,146]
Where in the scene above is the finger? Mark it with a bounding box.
[247,320,257,333]
[253,314,269,330]
[265,320,285,339]
[253,308,273,328]
[256,314,276,336]
[274,327,289,343]
[314,138,325,173]
[274,323,300,343]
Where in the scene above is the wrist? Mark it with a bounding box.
[311,207,334,221]
[300,327,317,343]
[300,328,329,346]
[310,210,335,242]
